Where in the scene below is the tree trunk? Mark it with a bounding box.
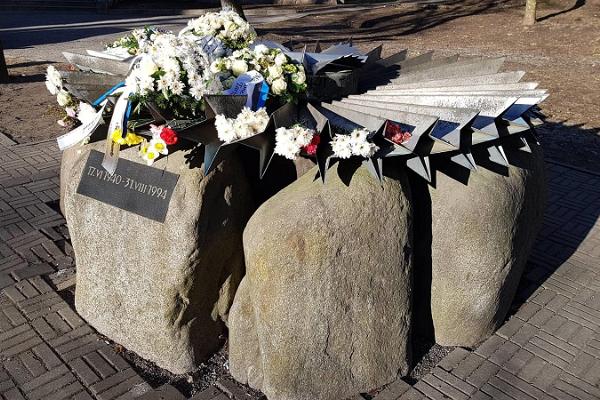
[524,0,537,25]
[220,0,247,21]
[0,40,9,83]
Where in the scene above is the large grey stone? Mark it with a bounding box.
[229,163,413,400]
[63,141,253,374]
[412,143,546,347]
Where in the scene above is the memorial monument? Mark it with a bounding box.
[50,3,547,398]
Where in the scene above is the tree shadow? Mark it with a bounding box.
[538,0,586,22]
[259,0,523,46]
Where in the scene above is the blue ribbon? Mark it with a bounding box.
[92,81,126,107]
[122,101,132,133]
[256,81,269,110]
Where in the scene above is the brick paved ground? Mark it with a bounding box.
[1,138,599,400]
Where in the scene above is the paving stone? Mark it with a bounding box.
[216,377,260,400]
[496,317,525,340]
[452,353,485,380]
[488,340,520,366]
[137,385,187,400]
[373,378,411,399]
[502,348,534,376]
[517,356,547,383]
[488,375,537,400]
[89,369,137,395]
[430,367,476,396]
[19,364,69,393]
[474,335,504,359]
[465,360,499,389]
[509,322,538,346]
[190,387,227,400]
[421,373,468,400]
[496,369,546,399]
[437,348,470,373]
[568,326,595,348]
[553,377,600,400]
[413,381,447,400]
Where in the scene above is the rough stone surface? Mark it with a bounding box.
[413,143,547,347]
[229,163,413,400]
[63,141,253,374]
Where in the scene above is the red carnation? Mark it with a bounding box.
[303,134,321,156]
[385,122,412,145]
[160,127,178,145]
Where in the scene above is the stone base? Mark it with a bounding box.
[229,164,413,400]
[412,143,546,347]
[63,141,253,374]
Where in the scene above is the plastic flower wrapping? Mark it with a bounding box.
[52,4,548,184]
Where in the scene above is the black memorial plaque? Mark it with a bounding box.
[76,150,179,223]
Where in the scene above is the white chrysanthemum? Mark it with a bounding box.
[355,141,379,158]
[45,80,58,96]
[274,125,315,160]
[46,66,62,89]
[77,102,97,125]
[56,90,72,107]
[215,114,237,143]
[331,135,353,159]
[169,80,184,96]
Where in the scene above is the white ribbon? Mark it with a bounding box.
[101,87,133,174]
[56,102,107,151]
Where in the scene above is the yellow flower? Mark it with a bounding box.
[124,132,143,146]
[111,128,126,145]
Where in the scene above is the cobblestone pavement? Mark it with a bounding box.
[1,138,599,400]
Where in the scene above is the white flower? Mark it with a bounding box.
[45,80,59,95]
[215,114,236,143]
[231,59,248,76]
[150,136,169,155]
[140,141,159,166]
[169,80,184,96]
[274,125,315,160]
[215,108,269,143]
[254,44,268,55]
[268,64,283,79]
[139,57,158,77]
[210,61,222,74]
[332,129,379,159]
[331,135,353,159]
[292,70,306,85]
[355,141,378,158]
[57,90,72,107]
[46,66,63,91]
[274,52,287,66]
[77,102,97,125]
[271,78,287,95]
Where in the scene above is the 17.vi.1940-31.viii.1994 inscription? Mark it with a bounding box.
[76,150,180,223]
